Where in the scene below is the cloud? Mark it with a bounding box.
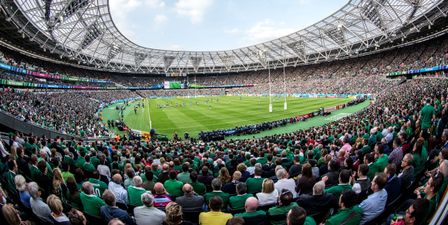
[145,0,166,9]
[154,14,168,26]
[297,0,311,4]
[174,0,214,24]
[224,28,241,35]
[109,0,143,18]
[110,0,169,39]
[109,0,145,40]
[244,19,296,44]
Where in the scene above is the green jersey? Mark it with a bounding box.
[229,193,253,210]
[164,179,184,197]
[128,186,146,206]
[80,192,106,217]
[88,178,108,197]
[420,104,435,129]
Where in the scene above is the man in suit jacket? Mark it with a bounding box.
[175,183,204,212]
[384,163,401,205]
[296,181,338,218]
[398,153,415,190]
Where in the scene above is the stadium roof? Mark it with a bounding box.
[1,0,447,74]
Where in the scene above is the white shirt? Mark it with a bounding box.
[108,182,128,204]
[134,206,166,225]
[274,178,298,198]
[256,189,279,206]
[97,164,111,180]
[247,166,255,175]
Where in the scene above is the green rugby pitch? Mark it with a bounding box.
[101,96,352,138]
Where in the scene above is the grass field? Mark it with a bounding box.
[101,96,351,138]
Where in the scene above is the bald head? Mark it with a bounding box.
[112,174,122,184]
[245,197,259,212]
[313,181,325,196]
[182,183,193,195]
[154,182,166,195]
[439,160,448,177]
[82,182,93,195]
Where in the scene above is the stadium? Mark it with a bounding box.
[0,0,447,225]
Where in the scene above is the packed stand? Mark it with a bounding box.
[0,77,447,225]
[0,90,138,137]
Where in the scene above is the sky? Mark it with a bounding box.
[109,0,348,51]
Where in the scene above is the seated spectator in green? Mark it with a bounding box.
[234,197,266,222]
[88,170,108,197]
[246,167,264,194]
[436,159,448,204]
[268,190,299,225]
[412,138,428,177]
[364,154,376,180]
[372,144,389,176]
[61,161,75,182]
[80,181,106,217]
[389,198,429,225]
[204,178,230,209]
[190,171,206,195]
[286,205,316,225]
[128,176,146,206]
[325,190,362,225]
[324,169,352,199]
[66,176,83,210]
[199,196,232,225]
[82,155,95,177]
[177,163,192,184]
[4,159,18,197]
[164,170,183,197]
[75,152,86,169]
[415,173,444,223]
[29,155,41,180]
[229,183,253,210]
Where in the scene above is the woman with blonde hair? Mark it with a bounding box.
[2,203,31,225]
[47,194,70,225]
[218,167,231,184]
[164,202,193,225]
[255,178,279,206]
[52,168,67,198]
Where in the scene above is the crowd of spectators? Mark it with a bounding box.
[0,76,447,225]
[0,90,139,137]
[0,30,447,225]
[2,33,448,92]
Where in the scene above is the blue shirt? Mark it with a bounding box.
[359,189,388,225]
[19,191,31,208]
